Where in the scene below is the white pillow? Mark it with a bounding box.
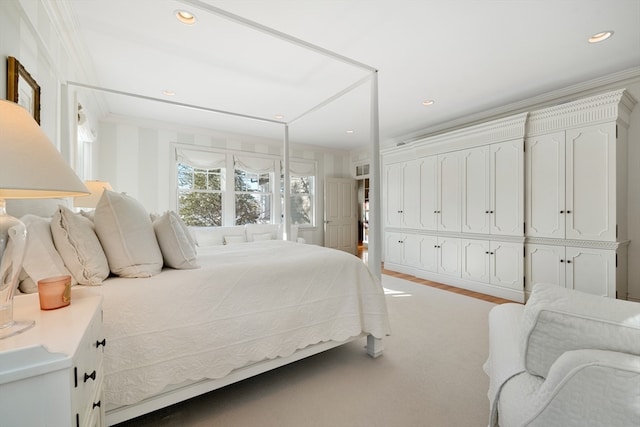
[94,190,163,278]
[224,235,246,244]
[245,223,280,241]
[190,227,224,247]
[251,232,273,241]
[18,214,74,293]
[50,206,110,286]
[153,211,199,269]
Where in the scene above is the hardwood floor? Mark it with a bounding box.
[358,245,515,305]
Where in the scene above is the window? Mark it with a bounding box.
[234,168,272,225]
[177,164,224,226]
[176,148,227,226]
[234,156,276,225]
[174,148,315,227]
[284,160,316,226]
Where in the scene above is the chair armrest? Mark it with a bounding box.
[485,303,526,427]
[522,349,640,427]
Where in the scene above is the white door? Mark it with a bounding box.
[525,132,565,238]
[565,123,616,241]
[383,163,403,228]
[325,177,357,254]
[384,232,404,265]
[489,241,523,290]
[437,152,462,232]
[402,160,421,229]
[525,244,565,293]
[419,155,439,231]
[437,237,461,277]
[491,139,524,236]
[461,147,490,234]
[461,239,490,282]
[566,246,616,297]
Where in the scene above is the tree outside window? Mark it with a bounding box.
[177,163,223,226]
[234,169,271,225]
[288,175,314,225]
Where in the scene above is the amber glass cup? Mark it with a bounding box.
[38,275,72,310]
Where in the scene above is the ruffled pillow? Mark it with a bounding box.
[50,206,109,285]
[19,214,74,293]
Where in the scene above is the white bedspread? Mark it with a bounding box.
[92,241,390,406]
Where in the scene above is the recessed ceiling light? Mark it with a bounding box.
[162,90,175,96]
[588,31,613,43]
[274,114,284,120]
[422,100,435,106]
[176,10,196,25]
[346,130,355,134]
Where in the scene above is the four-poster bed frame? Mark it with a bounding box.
[66,2,384,424]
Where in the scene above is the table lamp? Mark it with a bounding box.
[0,100,88,339]
[74,180,113,209]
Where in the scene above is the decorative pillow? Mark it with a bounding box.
[152,211,199,269]
[94,190,163,278]
[189,227,220,246]
[18,215,74,293]
[50,206,110,286]
[224,235,246,244]
[251,232,273,241]
[245,223,280,241]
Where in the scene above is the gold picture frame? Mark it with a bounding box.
[7,56,41,124]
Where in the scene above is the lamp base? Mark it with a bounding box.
[0,319,35,339]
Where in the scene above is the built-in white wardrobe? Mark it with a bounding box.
[382,89,635,302]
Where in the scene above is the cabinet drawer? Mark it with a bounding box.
[72,306,105,425]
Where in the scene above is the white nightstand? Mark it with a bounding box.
[0,288,105,427]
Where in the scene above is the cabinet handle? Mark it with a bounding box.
[96,338,106,348]
[490,210,494,214]
[560,259,564,263]
[560,210,564,214]
[92,401,101,410]
[566,210,571,214]
[566,260,572,264]
[84,371,96,382]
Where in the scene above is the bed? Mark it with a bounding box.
[6,196,390,425]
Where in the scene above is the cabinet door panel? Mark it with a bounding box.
[491,140,524,236]
[415,234,438,272]
[419,156,438,231]
[461,239,490,282]
[525,244,565,292]
[525,132,565,238]
[402,160,421,229]
[437,237,461,277]
[461,148,490,234]
[384,232,404,264]
[566,123,616,241]
[490,241,523,290]
[384,163,403,228]
[437,152,462,232]
[566,246,615,297]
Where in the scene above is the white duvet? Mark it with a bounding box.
[93,240,390,406]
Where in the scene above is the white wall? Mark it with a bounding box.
[95,115,353,246]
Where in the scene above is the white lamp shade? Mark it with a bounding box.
[74,180,113,208]
[0,100,88,199]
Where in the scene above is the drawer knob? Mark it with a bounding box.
[96,338,106,348]
[84,370,96,382]
[93,401,101,410]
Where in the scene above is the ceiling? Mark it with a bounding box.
[58,0,640,150]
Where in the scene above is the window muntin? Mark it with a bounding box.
[177,163,224,226]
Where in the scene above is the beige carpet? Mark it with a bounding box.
[116,275,496,427]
